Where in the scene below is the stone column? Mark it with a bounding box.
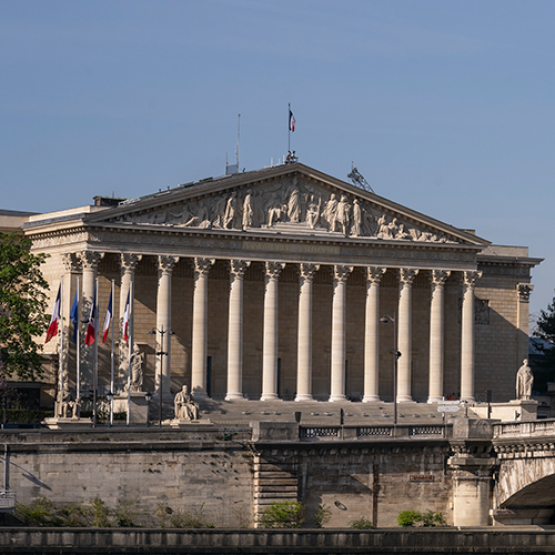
[329,265,353,402]
[191,258,215,399]
[295,263,319,402]
[261,262,285,401]
[77,251,104,394]
[397,268,418,403]
[118,253,142,392]
[61,253,82,396]
[461,271,482,402]
[363,267,386,403]
[517,283,534,369]
[155,256,179,399]
[225,260,251,401]
[428,270,451,403]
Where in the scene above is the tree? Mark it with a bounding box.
[0,233,50,380]
[533,292,555,391]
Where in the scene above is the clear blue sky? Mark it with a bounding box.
[1,1,554,318]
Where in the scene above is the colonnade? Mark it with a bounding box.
[73,251,481,404]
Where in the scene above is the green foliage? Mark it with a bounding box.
[349,516,374,529]
[533,294,555,391]
[155,503,173,528]
[397,509,446,527]
[15,496,55,526]
[0,233,50,380]
[5,409,52,424]
[258,501,305,529]
[89,497,112,527]
[168,503,214,528]
[113,499,140,527]
[312,504,332,528]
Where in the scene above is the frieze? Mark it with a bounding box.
[106,175,460,245]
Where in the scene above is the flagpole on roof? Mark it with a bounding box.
[288,103,291,154]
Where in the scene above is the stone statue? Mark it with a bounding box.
[266,193,284,227]
[323,193,338,232]
[56,388,74,419]
[336,195,351,235]
[287,183,301,223]
[242,191,253,229]
[516,359,534,400]
[305,194,321,229]
[351,199,362,236]
[130,343,143,393]
[223,192,238,229]
[174,385,199,421]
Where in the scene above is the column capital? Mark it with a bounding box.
[194,257,215,278]
[399,268,419,286]
[120,253,143,275]
[333,265,353,286]
[229,259,251,279]
[78,251,104,271]
[62,253,82,273]
[366,266,386,285]
[158,255,179,277]
[299,263,320,284]
[431,269,451,288]
[517,283,534,303]
[265,261,286,282]
[463,270,482,290]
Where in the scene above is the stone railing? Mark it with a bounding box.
[299,424,449,441]
[494,419,555,439]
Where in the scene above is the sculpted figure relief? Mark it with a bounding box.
[516,359,534,400]
[287,183,301,223]
[223,191,238,229]
[305,194,321,229]
[351,199,362,236]
[174,385,200,421]
[242,190,253,229]
[336,194,351,235]
[323,193,338,232]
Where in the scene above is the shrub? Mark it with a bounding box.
[89,497,112,527]
[397,509,446,527]
[168,503,214,528]
[258,501,305,528]
[350,516,374,529]
[313,504,332,528]
[15,497,55,526]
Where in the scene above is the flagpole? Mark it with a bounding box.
[110,279,115,427]
[76,276,81,414]
[59,275,64,402]
[126,280,133,426]
[92,278,99,428]
[288,103,291,153]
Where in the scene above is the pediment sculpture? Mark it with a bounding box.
[111,176,457,244]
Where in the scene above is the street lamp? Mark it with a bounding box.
[105,390,113,427]
[379,312,401,436]
[144,391,152,427]
[149,326,175,426]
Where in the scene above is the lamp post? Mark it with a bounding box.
[106,390,113,427]
[149,326,174,427]
[379,312,401,436]
[145,391,152,427]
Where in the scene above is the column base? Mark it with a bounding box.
[328,394,347,402]
[363,395,382,403]
[225,392,246,402]
[427,396,444,404]
[396,395,415,403]
[260,393,281,401]
[295,394,315,402]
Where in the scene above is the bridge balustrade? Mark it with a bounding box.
[494,419,555,438]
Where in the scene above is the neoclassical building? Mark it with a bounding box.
[8,163,541,406]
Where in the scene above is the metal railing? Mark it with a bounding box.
[0,492,16,512]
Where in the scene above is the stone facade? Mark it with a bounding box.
[2,162,541,407]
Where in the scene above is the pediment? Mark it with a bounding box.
[87,163,487,247]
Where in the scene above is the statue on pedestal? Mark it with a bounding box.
[130,344,143,393]
[174,385,199,421]
[516,359,534,400]
[55,388,74,419]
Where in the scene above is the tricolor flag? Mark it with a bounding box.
[122,290,130,343]
[84,288,97,346]
[102,289,113,344]
[289,109,296,132]
[70,288,79,343]
[45,284,61,343]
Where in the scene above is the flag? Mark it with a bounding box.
[289,109,296,132]
[102,289,113,344]
[122,290,130,343]
[45,284,61,343]
[84,288,97,346]
[70,288,79,343]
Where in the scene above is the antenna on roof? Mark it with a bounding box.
[226,114,241,175]
[348,162,375,194]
